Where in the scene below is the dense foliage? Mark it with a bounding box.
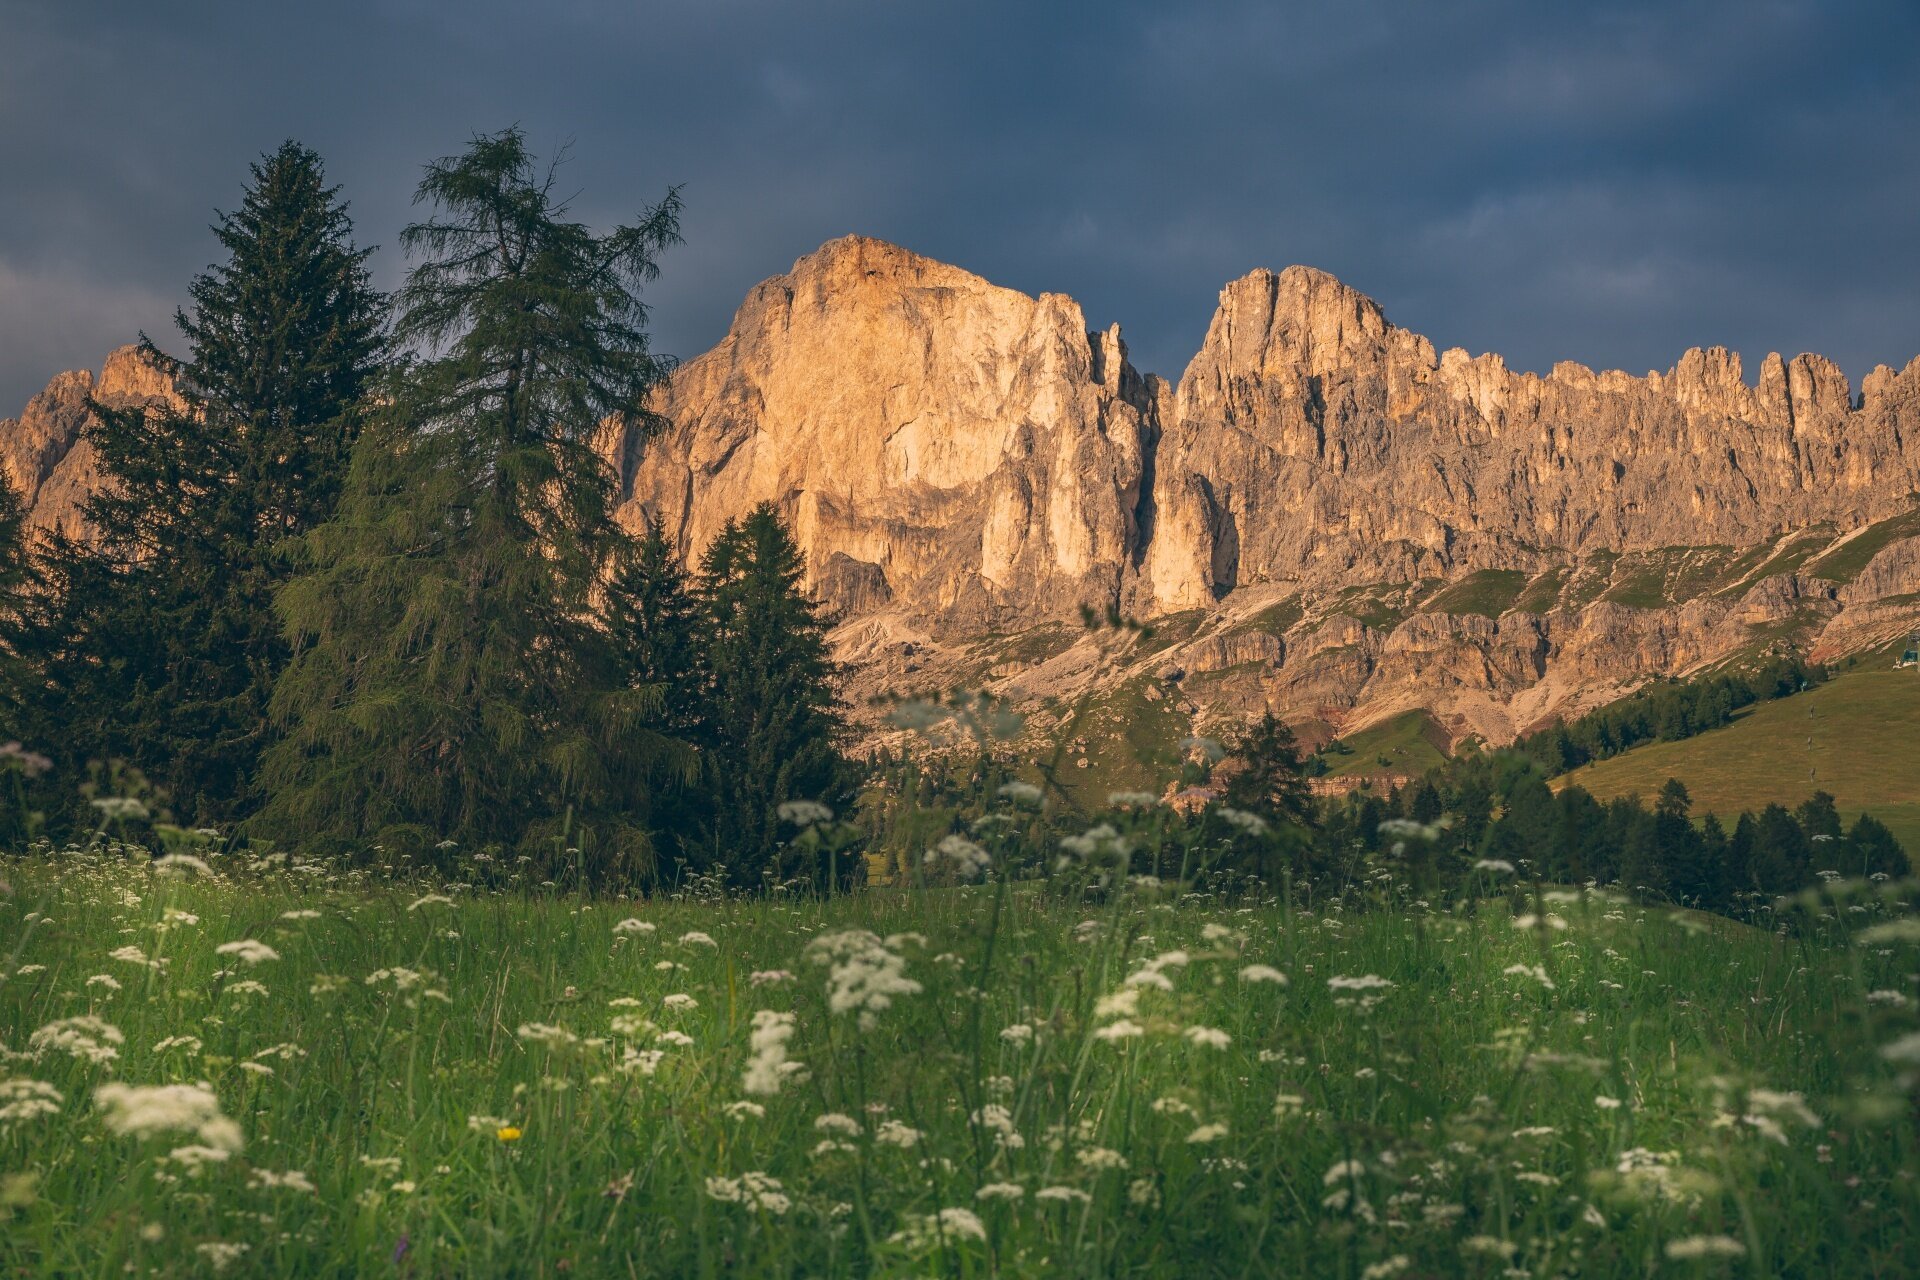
[0,133,855,893]
[254,129,687,879]
[1511,655,1826,775]
[2,144,387,830]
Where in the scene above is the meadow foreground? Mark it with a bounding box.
[3,848,1918,1277]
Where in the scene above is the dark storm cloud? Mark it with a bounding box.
[3,0,1917,411]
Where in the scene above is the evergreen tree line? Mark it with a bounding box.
[1510,655,1826,776]
[865,709,1909,923]
[1321,766,1908,918]
[0,134,851,890]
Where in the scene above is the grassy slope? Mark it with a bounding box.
[1322,708,1450,778]
[1562,662,1920,849]
[4,852,1917,1275]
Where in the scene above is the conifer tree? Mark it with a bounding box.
[258,129,682,878]
[1221,712,1314,829]
[11,141,385,825]
[694,502,851,889]
[0,476,33,737]
[604,516,708,859]
[1750,802,1813,895]
[1844,813,1910,880]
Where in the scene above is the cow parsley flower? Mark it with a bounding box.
[1665,1235,1746,1259]
[705,1172,790,1215]
[1184,1025,1232,1050]
[214,940,279,966]
[95,1082,242,1156]
[30,1016,124,1065]
[777,800,834,827]
[890,1207,987,1248]
[925,834,992,880]
[742,1010,799,1096]
[0,1078,62,1127]
[805,930,922,1031]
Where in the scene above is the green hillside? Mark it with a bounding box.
[1562,660,1920,850]
[1321,708,1452,778]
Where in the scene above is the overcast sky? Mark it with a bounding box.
[3,0,1917,411]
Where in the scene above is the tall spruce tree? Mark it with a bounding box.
[0,475,32,739]
[604,516,708,860]
[11,142,385,826]
[257,130,682,880]
[1221,712,1315,829]
[693,502,851,890]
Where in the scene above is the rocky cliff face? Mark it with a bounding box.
[11,238,1920,771]
[1,345,176,540]
[617,237,1163,631]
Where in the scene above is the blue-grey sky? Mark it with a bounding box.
[3,0,1918,411]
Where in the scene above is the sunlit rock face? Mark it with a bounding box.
[10,237,1920,750]
[1,345,176,540]
[1149,264,1920,604]
[616,236,1162,633]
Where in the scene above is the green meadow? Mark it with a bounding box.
[4,843,1917,1277]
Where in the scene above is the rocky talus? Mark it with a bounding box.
[12,237,1920,771]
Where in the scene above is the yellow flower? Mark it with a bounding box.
[496,1126,522,1142]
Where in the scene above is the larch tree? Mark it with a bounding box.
[257,129,683,882]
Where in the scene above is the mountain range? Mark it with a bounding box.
[8,236,1919,782]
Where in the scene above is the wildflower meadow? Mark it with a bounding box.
[4,817,1918,1277]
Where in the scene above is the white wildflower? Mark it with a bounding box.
[1503,963,1556,990]
[0,1078,63,1127]
[875,1119,923,1147]
[805,929,922,1031]
[925,833,992,880]
[970,1103,1026,1150]
[704,1171,790,1215]
[248,1168,317,1193]
[1217,807,1269,836]
[30,1016,124,1065]
[215,939,280,966]
[1239,964,1288,985]
[742,1010,798,1096]
[997,781,1042,806]
[777,800,834,826]
[194,1242,249,1272]
[94,1082,242,1155]
[814,1112,862,1137]
[1665,1235,1746,1259]
[890,1207,987,1248]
